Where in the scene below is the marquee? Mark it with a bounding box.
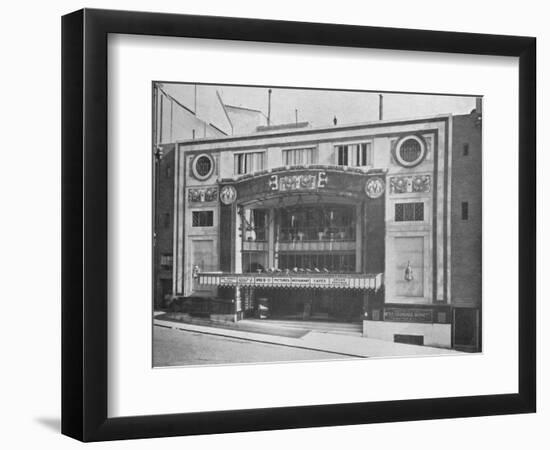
[196,272,383,291]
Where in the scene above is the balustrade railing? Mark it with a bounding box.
[278,226,355,242]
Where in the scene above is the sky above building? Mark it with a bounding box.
[161,82,477,134]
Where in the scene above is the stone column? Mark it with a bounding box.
[234,285,242,321]
[362,290,370,337]
[268,208,275,268]
[235,207,243,274]
[362,290,370,319]
[355,202,363,273]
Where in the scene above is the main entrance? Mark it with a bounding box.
[255,288,363,322]
[192,167,385,323]
[196,272,383,323]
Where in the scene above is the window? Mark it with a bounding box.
[463,143,470,156]
[241,252,268,274]
[283,147,317,166]
[278,206,355,242]
[234,151,265,175]
[335,142,372,167]
[192,210,214,227]
[461,202,469,220]
[165,165,172,178]
[192,154,214,180]
[395,136,426,167]
[242,209,268,242]
[195,156,212,177]
[160,254,173,268]
[395,202,424,222]
[337,145,348,165]
[400,139,422,163]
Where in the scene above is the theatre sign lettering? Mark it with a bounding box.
[269,171,328,191]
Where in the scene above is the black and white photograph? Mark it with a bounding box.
[152,83,482,367]
[0,0,543,447]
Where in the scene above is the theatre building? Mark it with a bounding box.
[155,108,482,352]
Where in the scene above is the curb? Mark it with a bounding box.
[154,321,367,358]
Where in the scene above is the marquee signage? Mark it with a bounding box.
[269,171,327,191]
[237,276,255,285]
[254,277,273,286]
[219,276,238,285]
[272,277,291,284]
[199,272,383,291]
[290,277,312,286]
[310,278,330,287]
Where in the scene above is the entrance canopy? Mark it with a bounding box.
[220,165,386,205]
[197,272,383,292]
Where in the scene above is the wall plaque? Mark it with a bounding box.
[384,307,433,323]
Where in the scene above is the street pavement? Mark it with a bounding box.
[153,315,459,366]
[153,325,351,366]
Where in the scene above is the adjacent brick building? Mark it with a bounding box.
[450,103,482,351]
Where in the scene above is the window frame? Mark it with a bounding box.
[461,201,469,220]
[282,145,318,166]
[333,140,373,167]
[163,212,171,228]
[191,153,215,180]
[160,254,173,268]
[394,135,427,168]
[191,210,215,227]
[394,201,425,222]
[233,150,266,175]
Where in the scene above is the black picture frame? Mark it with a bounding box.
[61,8,536,442]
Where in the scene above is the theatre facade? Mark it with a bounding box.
[156,110,481,352]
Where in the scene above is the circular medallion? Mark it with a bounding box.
[365,177,385,198]
[220,185,237,205]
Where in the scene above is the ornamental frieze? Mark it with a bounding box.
[188,187,218,203]
[389,175,431,194]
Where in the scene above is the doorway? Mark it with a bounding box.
[261,288,362,322]
[453,307,480,352]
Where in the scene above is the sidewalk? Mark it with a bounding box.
[154,314,460,358]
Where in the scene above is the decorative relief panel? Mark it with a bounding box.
[188,187,218,203]
[389,175,431,194]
